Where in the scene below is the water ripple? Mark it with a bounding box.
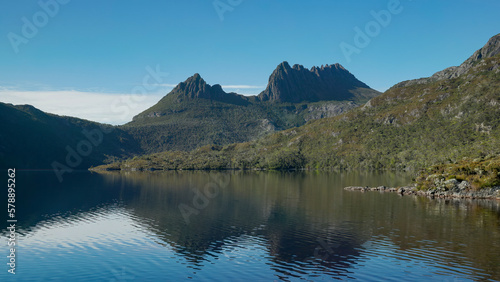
[4,171,500,281]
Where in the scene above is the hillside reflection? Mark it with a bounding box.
[101,171,500,279]
[5,170,499,280]
[100,171,372,275]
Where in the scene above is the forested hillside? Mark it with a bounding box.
[95,35,500,173]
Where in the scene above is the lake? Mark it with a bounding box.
[2,170,500,281]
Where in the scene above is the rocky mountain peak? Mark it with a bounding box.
[432,33,500,80]
[149,73,250,107]
[272,61,292,77]
[278,61,292,69]
[394,33,500,88]
[258,61,376,103]
[471,33,500,61]
[172,73,225,100]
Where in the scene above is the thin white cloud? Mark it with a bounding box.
[221,85,264,97]
[221,85,264,89]
[0,89,165,125]
[154,83,264,90]
[154,83,179,88]
[0,83,265,124]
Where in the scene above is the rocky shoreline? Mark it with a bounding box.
[344,184,500,200]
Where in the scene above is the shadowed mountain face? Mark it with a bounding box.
[0,102,141,171]
[258,62,377,103]
[176,73,224,100]
[1,62,378,169]
[98,33,500,172]
[131,62,378,121]
[168,73,250,106]
[124,63,378,153]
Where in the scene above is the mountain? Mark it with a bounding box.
[258,62,377,103]
[123,63,379,153]
[1,61,377,170]
[95,33,500,172]
[396,33,500,87]
[0,102,141,174]
[165,73,250,105]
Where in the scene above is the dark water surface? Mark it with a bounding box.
[2,171,500,281]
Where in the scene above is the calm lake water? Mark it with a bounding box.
[2,170,500,281]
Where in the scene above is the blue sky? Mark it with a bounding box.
[1,0,499,124]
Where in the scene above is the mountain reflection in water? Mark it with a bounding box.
[2,170,499,281]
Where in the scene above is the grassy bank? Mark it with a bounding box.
[416,155,500,191]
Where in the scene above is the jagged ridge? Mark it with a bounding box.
[395,33,500,88]
[125,63,377,153]
[94,33,500,173]
[258,62,377,103]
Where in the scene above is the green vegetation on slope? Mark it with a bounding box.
[416,155,500,190]
[122,94,368,153]
[121,67,380,153]
[0,103,141,170]
[93,55,500,175]
[1,62,380,170]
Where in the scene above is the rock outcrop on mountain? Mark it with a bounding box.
[395,33,500,88]
[258,62,379,103]
[167,73,250,105]
[2,60,379,168]
[96,33,500,172]
[126,64,377,153]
